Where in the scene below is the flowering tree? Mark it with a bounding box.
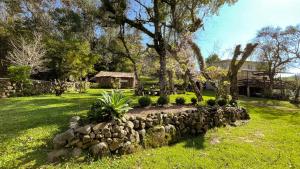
[7,33,47,74]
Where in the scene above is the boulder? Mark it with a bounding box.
[82,135,91,143]
[92,122,107,132]
[70,116,80,122]
[69,116,80,129]
[53,129,74,149]
[47,149,69,162]
[71,147,82,158]
[108,138,123,151]
[121,141,135,154]
[126,121,134,129]
[75,125,91,135]
[90,142,110,156]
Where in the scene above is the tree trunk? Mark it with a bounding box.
[268,75,274,97]
[132,62,143,95]
[167,70,174,94]
[294,86,300,103]
[229,74,238,101]
[158,49,167,96]
[186,70,202,101]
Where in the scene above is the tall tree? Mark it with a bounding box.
[228,43,258,101]
[255,26,300,96]
[101,0,236,96]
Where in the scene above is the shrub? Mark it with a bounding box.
[138,96,152,107]
[217,98,227,106]
[52,80,67,96]
[206,99,216,106]
[157,96,169,106]
[87,90,132,122]
[229,99,238,107]
[175,97,186,105]
[191,97,197,105]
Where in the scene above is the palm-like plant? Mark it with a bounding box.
[88,90,132,121]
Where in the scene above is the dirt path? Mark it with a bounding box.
[127,105,197,117]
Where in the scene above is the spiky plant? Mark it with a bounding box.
[88,90,132,122]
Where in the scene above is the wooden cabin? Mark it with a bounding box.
[92,71,135,89]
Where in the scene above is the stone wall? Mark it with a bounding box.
[48,106,250,162]
[0,78,90,98]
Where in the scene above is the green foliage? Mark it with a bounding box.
[229,99,238,107]
[157,96,170,106]
[175,97,186,105]
[206,53,220,65]
[217,98,227,106]
[87,90,132,122]
[45,38,98,81]
[207,99,216,106]
[191,97,197,105]
[138,96,152,107]
[8,65,31,84]
[111,78,121,89]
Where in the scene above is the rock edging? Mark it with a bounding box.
[48,106,250,162]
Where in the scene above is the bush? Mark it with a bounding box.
[217,98,227,106]
[52,80,67,96]
[229,99,238,107]
[206,99,216,106]
[138,96,152,107]
[157,96,169,106]
[87,90,132,122]
[191,97,197,105]
[175,97,186,105]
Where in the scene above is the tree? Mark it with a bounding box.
[103,27,145,94]
[228,43,258,101]
[8,65,31,92]
[101,0,236,96]
[206,54,221,65]
[292,74,300,104]
[205,66,229,99]
[255,26,299,97]
[7,33,47,74]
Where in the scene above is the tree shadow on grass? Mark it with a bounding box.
[0,97,97,168]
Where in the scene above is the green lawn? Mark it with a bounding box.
[0,89,299,169]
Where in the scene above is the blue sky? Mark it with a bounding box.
[196,0,300,60]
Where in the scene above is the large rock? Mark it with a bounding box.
[69,116,80,129]
[108,138,123,151]
[90,142,110,156]
[92,122,108,132]
[48,149,69,162]
[121,141,135,154]
[53,129,74,149]
[71,147,82,158]
[126,121,134,129]
[75,125,91,135]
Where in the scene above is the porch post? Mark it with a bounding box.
[247,86,250,97]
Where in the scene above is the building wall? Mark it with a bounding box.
[95,77,135,89]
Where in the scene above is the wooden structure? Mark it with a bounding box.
[92,71,135,89]
[237,71,292,97]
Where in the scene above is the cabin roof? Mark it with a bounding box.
[94,71,134,78]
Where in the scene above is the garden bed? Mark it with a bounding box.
[127,105,197,117]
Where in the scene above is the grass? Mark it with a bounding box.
[0,89,299,169]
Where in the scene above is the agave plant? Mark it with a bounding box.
[88,90,132,121]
